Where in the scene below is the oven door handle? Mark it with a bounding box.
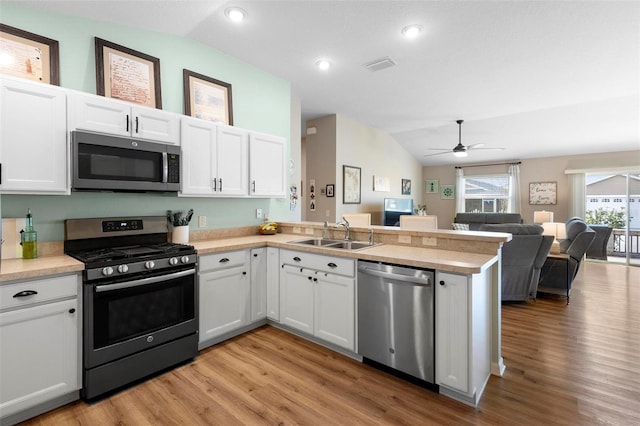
[162,152,169,183]
[95,269,195,293]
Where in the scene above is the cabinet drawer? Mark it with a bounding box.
[280,249,355,277]
[0,275,79,311]
[199,250,249,272]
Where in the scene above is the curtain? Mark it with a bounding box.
[508,163,521,213]
[568,173,586,219]
[455,168,465,213]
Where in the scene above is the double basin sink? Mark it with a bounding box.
[291,238,378,251]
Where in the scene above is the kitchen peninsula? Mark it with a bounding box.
[0,222,509,423]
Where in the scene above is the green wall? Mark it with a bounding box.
[0,3,292,241]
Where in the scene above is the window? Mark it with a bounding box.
[461,174,510,213]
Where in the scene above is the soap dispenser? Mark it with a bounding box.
[21,209,38,259]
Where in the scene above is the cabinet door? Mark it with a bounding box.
[250,248,267,322]
[0,78,68,194]
[131,106,180,145]
[249,132,286,197]
[216,125,248,196]
[199,266,250,342]
[70,92,130,136]
[280,265,314,334]
[435,271,470,393]
[314,272,355,350]
[180,117,217,195]
[0,298,79,418]
[266,247,280,321]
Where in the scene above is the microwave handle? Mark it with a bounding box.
[162,152,168,183]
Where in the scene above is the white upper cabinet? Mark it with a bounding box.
[180,117,248,197]
[69,92,180,145]
[0,77,69,194]
[249,132,286,198]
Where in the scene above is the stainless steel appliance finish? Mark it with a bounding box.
[358,260,435,383]
[71,130,180,192]
[65,216,197,400]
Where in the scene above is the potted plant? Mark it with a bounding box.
[414,204,428,216]
[167,209,194,244]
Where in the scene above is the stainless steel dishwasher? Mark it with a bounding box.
[357,260,435,384]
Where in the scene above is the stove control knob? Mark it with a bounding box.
[102,266,114,276]
[180,255,190,264]
[145,261,155,270]
[117,264,129,274]
[169,257,179,266]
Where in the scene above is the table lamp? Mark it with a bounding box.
[534,210,554,224]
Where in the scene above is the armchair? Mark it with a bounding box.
[586,225,613,260]
[538,218,595,300]
[478,224,554,301]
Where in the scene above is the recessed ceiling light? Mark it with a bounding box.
[315,59,331,71]
[401,24,423,39]
[225,7,247,23]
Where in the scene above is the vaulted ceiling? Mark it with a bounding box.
[15,0,640,166]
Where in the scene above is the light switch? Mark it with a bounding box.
[256,208,263,219]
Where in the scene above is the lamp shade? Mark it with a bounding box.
[534,210,554,224]
[542,222,566,240]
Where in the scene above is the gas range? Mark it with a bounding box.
[64,216,196,282]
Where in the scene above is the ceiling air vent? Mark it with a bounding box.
[363,56,397,72]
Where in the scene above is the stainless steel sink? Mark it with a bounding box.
[291,238,378,251]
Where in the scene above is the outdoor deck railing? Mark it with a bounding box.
[610,229,640,258]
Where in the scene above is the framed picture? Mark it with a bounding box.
[343,165,361,204]
[441,184,455,200]
[373,176,390,192]
[425,179,439,193]
[402,179,411,195]
[326,184,335,198]
[0,24,59,85]
[95,37,162,108]
[183,69,233,125]
[529,181,557,205]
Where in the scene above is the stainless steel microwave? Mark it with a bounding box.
[71,130,180,192]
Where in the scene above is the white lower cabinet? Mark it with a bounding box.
[266,247,280,321]
[279,250,355,351]
[435,270,491,407]
[199,250,251,346]
[250,248,267,322]
[0,274,80,422]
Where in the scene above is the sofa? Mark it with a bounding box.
[538,218,596,299]
[454,213,523,231]
[478,224,554,301]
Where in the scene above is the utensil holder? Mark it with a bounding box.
[172,226,189,244]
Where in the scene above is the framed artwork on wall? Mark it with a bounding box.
[440,184,455,200]
[373,175,390,192]
[326,184,335,197]
[425,179,439,193]
[402,179,411,195]
[529,181,557,205]
[343,165,361,204]
[0,24,59,85]
[183,69,233,125]
[95,37,162,108]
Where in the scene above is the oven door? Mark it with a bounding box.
[84,267,197,369]
[72,130,180,192]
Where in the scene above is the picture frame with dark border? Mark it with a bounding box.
[441,184,455,200]
[0,24,59,85]
[94,37,162,108]
[425,179,439,193]
[326,184,335,197]
[343,165,361,204]
[183,69,233,125]
[401,178,411,195]
[529,181,557,205]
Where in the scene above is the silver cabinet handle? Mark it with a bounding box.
[358,267,432,286]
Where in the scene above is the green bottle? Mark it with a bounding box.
[22,209,38,259]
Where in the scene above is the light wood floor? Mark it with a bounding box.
[22,262,640,425]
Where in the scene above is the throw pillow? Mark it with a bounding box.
[452,223,470,231]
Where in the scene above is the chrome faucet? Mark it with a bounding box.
[322,221,329,239]
[368,227,374,245]
[336,217,351,241]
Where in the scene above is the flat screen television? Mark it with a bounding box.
[383,198,413,226]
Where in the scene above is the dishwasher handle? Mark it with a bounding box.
[358,266,432,286]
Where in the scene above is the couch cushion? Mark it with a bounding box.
[478,224,543,235]
[452,223,470,231]
[485,213,523,224]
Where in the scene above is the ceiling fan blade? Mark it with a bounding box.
[423,151,452,157]
[469,147,505,151]
[467,143,485,149]
[428,148,452,151]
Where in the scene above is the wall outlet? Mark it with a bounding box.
[256,208,263,219]
[422,236,437,246]
[398,235,412,244]
[293,226,302,234]
[325,210,331,217]
[198,215,206,228]
[305,227,315,235]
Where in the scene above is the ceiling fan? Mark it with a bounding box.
[424,119,504,158]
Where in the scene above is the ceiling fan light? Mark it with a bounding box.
[225,7,247,22]
[453,151,468,158]
[401,24,423,39]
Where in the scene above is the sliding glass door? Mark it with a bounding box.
[585,171,640,266]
